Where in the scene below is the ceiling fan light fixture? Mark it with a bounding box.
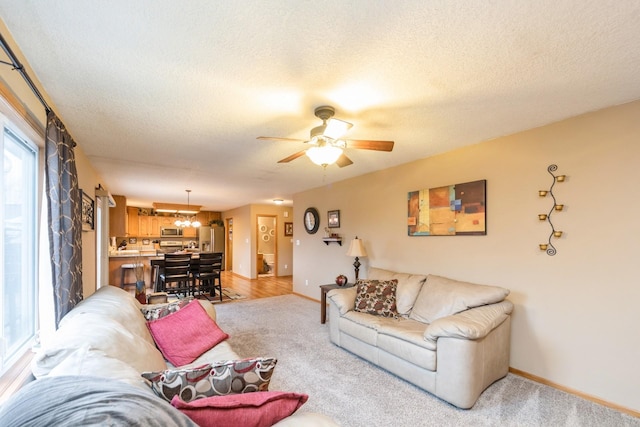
[324,118,352,140]
[306,145,343,167]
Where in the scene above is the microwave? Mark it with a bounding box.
[160,227,183,237]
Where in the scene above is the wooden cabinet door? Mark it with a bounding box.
[138,216,150,236]
[149,216,160,237]
[196,212,209,226]
[127,207,139,236]
[183,226,197,238]
[109,195,127,237]
[158,217,175,228]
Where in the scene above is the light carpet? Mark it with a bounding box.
[214,295,639,427]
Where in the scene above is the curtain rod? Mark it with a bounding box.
[0,31,52,113]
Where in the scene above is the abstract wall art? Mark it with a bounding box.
[407,179,486,236]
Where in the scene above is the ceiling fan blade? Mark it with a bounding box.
[258,136,307,143]
[278,150,307,163]
[336,153,353,168]
[346,139,394,151]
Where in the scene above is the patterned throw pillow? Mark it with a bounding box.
[141,357,277,403]
[140,297,194,321]
[354,279,398,317]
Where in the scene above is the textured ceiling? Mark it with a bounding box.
[1,1,639,210]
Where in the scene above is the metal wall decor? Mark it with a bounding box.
[538,164,566,256]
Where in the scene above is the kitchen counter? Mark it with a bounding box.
[108,253,159,288]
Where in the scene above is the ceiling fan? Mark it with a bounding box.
[258,106,394,168]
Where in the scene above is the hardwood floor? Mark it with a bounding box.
[220,271,293,300]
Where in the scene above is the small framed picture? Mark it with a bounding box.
[142,239,150,245]
[81,190,95,231]
[129,237,137,244]
[284,222,293,236]
[328,210,340,228]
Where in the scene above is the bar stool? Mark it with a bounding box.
[120,263,143,289]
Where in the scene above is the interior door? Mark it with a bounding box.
[226,218,233,271]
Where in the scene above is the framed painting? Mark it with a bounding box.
[284,222,293,236]
[328,210,340,228]
[81,190,95,231]
[408,179,486,236]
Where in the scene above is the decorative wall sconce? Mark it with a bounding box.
[538,164,565,256]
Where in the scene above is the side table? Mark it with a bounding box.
[319,284,353,324]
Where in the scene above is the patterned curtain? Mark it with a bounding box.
[45,111,83,328]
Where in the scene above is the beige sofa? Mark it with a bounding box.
[12,286,336,426]
[327,267,513,409]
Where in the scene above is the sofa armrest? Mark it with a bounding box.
[424,300,513,343]
[327,287,357,315]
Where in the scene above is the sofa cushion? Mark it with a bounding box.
[339,311,396,345]
[147,300,229,366]
[59,285,155,346]
[354,279,398,317]
[171,391,308,427]
[32,313,167,378]
[377,333,437,371]
[142,357,277,403]
[409,275,510,324]
[368,267,427,316]
[178,341,241,370]
[47,346,153,392]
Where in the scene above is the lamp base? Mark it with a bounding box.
[353,257,361,281]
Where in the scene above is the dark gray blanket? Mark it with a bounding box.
[0,375,197,427]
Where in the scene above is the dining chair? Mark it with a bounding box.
[193,252,223,301]
[158,252,193,297]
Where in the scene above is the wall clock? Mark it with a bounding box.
[304,207,320,234]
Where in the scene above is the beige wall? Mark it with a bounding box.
[293,100,640,412]
[223,204,294,279]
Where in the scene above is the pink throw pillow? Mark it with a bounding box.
[147,300,228,366]
[171,391,308,427]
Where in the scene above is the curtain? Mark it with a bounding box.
[45,111,82,328]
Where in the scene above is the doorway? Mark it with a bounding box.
[256,215,277,277]
[226,218,233,271]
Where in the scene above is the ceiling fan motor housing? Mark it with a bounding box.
[314,105,335,121]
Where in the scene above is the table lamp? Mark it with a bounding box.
[346,236,367,281]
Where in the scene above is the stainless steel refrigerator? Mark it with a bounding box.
[199,225,225,270]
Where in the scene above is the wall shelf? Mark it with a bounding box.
[322,237,342,246]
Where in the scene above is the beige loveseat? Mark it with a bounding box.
[3,286,337,426]
[327,267,513,409]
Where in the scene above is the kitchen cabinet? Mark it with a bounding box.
[196,211,222,226]
[109,195,127,237]
[138,215,150,236]
[127,207,139,236]
[138,215,162,237]
[183,225,197,238]
[158,217,175,229]
[149,216,160,236]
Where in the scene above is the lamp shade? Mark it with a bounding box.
[346,237,367,257]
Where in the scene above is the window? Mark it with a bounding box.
[0,122,38,375]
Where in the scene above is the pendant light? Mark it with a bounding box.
[174,190,201,228]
